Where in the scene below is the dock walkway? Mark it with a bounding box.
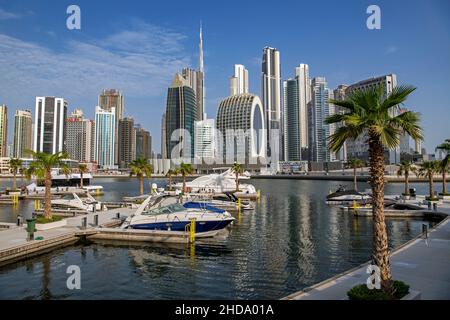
[285,208,450,300]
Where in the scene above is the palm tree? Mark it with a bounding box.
[347,158,364,191]
[9,158,23,190]
[419,161,440,200]
[397,161,417,196]
[129,158,153,195]
[166,168,179,191]
[231,162,243,192]
[179,162,193,193]
[326,84,422,295]
[26,151,70,219]
[436,139,450,195]
[77,164,89,189]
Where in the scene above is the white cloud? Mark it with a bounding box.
[0,22,191,107]
[385,46,399,54]
[0,8,21,20]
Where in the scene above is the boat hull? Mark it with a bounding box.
[129,219,234,233]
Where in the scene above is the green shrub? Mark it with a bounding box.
[36,215,64,224]
[347,280,409,300]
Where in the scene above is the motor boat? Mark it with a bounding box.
[186,192,254,211]
[326,185,371,204]
[173,168,256,195]
[51,192,107,212]
[121,195,235,235]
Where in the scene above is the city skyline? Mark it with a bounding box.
[0,0,449,153]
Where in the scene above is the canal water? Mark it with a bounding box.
[0,178,441,299]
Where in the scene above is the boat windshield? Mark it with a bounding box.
[143,203,186,215]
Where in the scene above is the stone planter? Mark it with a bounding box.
[401,290,421,300]
[36,219,67,231]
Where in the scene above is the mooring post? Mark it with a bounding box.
[190,218,196,243]
[116,212,120,219]
[93,214,98,226]
[81,217,87,229]
[433,203,437,211]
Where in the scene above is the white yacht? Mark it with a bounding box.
[173,169,256,195]
[51,192,108,212]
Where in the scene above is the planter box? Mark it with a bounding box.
[401,290,421,300]
[36,219,67,231]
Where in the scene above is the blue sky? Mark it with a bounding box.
[0,0,449,153]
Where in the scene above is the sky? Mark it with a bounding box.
[0,0,449,154]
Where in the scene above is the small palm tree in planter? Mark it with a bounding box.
[419,161,440,201]
[26,151,70,220]
[347,158,364,191]
[129,158,153,196]
[179,162,193,193]
[327,84,422,298]
[436,139,450,195]
[397,161,417,198]
[9,158,23,191]
[231,162,243,192]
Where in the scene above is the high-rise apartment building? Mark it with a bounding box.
[118,117,136,168]
[33,97,67,154]
[230,64,249,96]
[194,119,215,160]
[65,109,95,162]
[261,47,281,158]
[161,112,167,159]
[0,105,8,157]
[283,64,311,161]
[165,73,198,159]
[308,77,334,163]
[135,125,151,160]
[94,106,115,169]
[98,89,124,165]
[13,109,33,158]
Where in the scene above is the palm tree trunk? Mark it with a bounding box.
[169,175,172,191]
[139,175,143,195]
[443,171,447,195]
[405,172,409,196]
[429,174,434,199]
[44,169,52,219]
[236,173,239,192]
[353,167,357,191]
[13,172,17,190]
[182,175,186,193]
[80,172,84,189]
[368,131,392,295]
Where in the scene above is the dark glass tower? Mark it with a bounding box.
[165,73,198,159]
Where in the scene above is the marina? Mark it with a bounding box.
[0,176,447,299]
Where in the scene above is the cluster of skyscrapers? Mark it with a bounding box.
[161,27,416,171]
[0,90,152,170]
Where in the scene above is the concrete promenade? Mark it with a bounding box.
[285,208,450,300]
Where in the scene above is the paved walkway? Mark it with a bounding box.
[285,211,450,300]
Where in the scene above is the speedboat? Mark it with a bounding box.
[121,195,235,235]
[186,192,254,211]
[326,185,371,204]
[51,192,107,212]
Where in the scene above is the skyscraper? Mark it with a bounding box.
[161,112,167,159]
[118,117,136,168]
[0,105,8,157]
[94,106,115,169]
[135,125,152,160]
[308,77,333,163]
[194,119,215,160]
[33,97,67,154]
[230,64,249,96]
[98,89,124,165]
[216,94,265,163]
[13,109,33,158]
[261,47,281,158]
[65,109,95,162]
[165,73,198,159]
[283,64,311,161]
